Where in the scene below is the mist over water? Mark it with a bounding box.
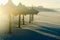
[34,12,60,25]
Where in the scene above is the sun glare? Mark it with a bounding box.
[0,0,20,5]
[0,0,8,5]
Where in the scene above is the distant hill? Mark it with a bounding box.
[27,6,58,12]
[34,7,58,12]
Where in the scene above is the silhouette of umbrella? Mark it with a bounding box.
[28,7,39,23]
[18,3,28,27]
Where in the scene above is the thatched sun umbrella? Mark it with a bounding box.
[28,7,39,23]
[3,0,18,34]
[18,3,28,26]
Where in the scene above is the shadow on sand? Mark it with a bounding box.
[3,29,58,40]
[38,25,60,36]
[32,22,60,36]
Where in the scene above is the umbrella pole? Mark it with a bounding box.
[31,14,34,21]
[29,14,31,23]
[9,14,12,34]
[22,14,25,25]
[18,14,21,28]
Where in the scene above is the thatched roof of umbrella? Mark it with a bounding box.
[3,0,18,16]
[18,3,28,15]
[28,7,39,15]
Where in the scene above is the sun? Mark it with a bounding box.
[0,0,8,5]
[0,0,20,5]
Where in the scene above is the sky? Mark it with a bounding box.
[0,0,60,8]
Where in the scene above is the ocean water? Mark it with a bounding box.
[34,12,60,25]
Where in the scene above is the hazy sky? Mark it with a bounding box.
[0,0,60,8]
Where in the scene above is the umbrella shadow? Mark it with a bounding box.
[35,22,60,36]
[3,29,57,40]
